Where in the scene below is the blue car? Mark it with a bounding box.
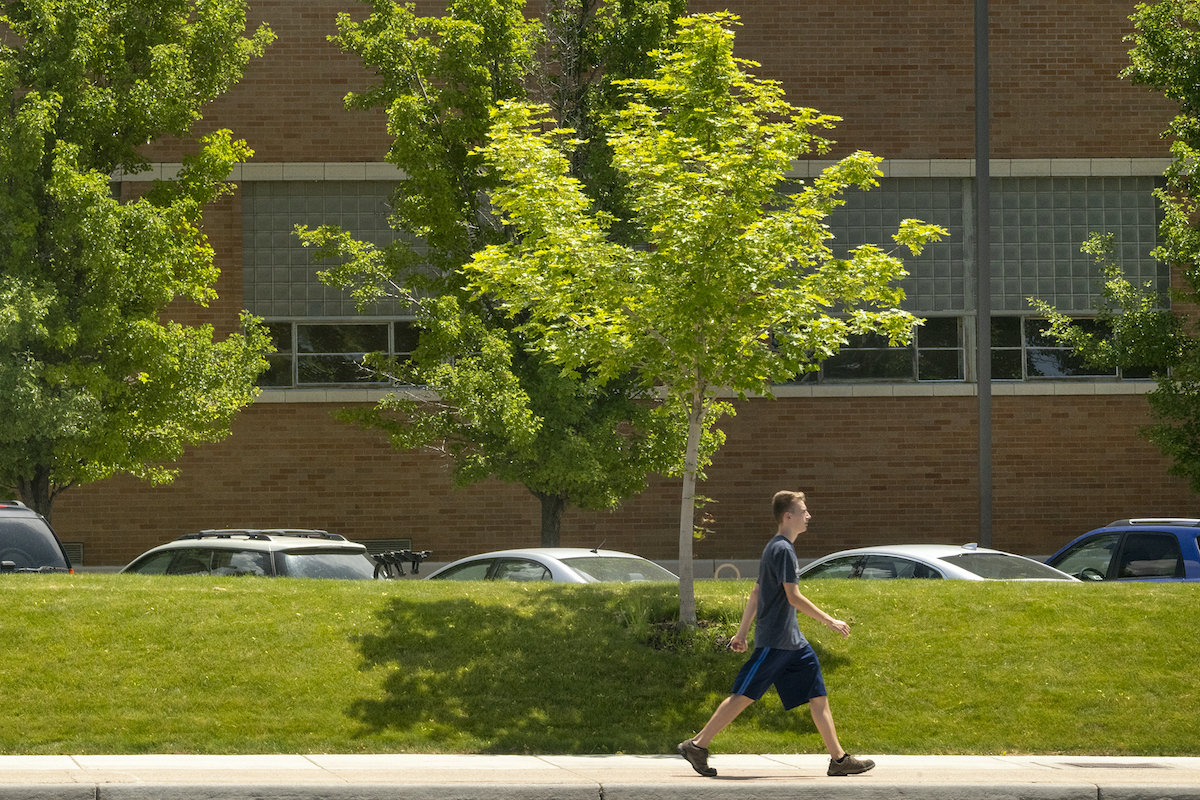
[1046,519,1200,582]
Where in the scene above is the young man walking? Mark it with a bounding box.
[677,490,875,778]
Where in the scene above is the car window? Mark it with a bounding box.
[432,559,494,580]
[1049,532,1120,579]
[0,516,70,571]
[559,556,676,582]
[1116,533,1184,579]
[859,555,900,579]
[212,549,269,576]
[493,558,552,582]
[798,555,861,578]
[861,554,942,579]
[275,550,376,579]
[167,548,214,575]
[125,551,176,574]
[940,552,1074,580]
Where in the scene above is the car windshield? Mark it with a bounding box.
[276,550,376,579]
[559,556,676,582]
[939,553,1073,580]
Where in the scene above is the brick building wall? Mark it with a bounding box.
[141,0,392,164]
[680,0,1173,159]
[55,391,1195,567]
[137,0,1178,165]
[46,0,1199,565]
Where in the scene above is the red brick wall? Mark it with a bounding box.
[141,0,392,164]
[137,0,1176,165]
[54,393,1194,566]
[158,191,245,337]
[688,0,1175,159]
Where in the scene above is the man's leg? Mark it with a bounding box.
[694,694,754,748]
[808,695,844,759]
[678,694,754,777]
[811,695,875,776]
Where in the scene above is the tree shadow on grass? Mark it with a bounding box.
[346,585,853,754]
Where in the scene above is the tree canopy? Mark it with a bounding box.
[299,0,685,546]
[0,0,274,517]
[468,13,945,622]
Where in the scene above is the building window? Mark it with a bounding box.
[814,316,965,382]
[241,181,406,318]
[827,176,1165,315]
[990,177,1165,314]
[259,321,419,387]
[830,177,967,313]
[990,317,1149,380]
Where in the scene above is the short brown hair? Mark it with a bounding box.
[772,490,806,524]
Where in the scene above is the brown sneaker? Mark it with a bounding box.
[828,753,875,776]
[677,738,717,777]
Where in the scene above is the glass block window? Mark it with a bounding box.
[242,181,405,317]
[826,178,967,313]
[259,320,419,387]
[990,177,1165,313]
[823,176,1164,316]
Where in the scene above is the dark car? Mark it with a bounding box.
[0,501,73,573]
[1046,519,1200,582]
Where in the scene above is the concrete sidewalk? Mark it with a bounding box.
[1,754,1199,800]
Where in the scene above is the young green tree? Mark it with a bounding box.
[299,0,683,546]
[0,0,275,519]
[468,13,945,623]
[1032,0,1200,492]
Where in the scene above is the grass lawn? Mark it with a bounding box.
[1,574,1196,755]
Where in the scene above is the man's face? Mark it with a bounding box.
[786,500,810,534]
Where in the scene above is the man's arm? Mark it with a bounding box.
[784,583,851,638]
[729,583,759,652]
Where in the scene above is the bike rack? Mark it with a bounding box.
[372,549,433,579]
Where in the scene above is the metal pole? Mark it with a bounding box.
[975,0,992,548]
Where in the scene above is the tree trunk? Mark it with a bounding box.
[534,490,567,547]
[15,465,56,522]
[677,398,705,626]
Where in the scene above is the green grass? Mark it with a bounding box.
[2,574,1197,755]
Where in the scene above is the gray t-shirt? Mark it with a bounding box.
[754,534,809,650]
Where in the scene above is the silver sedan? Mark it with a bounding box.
[424,547,678,583]
[798,543,1078,581]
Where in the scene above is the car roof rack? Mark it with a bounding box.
[1108,518,1200,527]
[179,529,347,542]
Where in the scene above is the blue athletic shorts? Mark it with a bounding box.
[731,645,828,710]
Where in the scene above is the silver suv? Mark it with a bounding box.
[120,529,378,580]
[0,501,73,573]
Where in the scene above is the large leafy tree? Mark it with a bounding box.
[469,13,944,622]
[1034,0,1200,492]
[299,0,684,546]
[0,0,275,518]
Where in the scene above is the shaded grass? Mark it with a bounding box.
[0,574,1196,755]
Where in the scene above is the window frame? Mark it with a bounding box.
[990,316,1149,381]
[259,319,420,388]
[1113,532,1185,580]
[803,316,966,384]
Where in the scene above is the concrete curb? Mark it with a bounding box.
[3,756,1200,800]
[3,783,1200,800]
[95,785,600,800]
